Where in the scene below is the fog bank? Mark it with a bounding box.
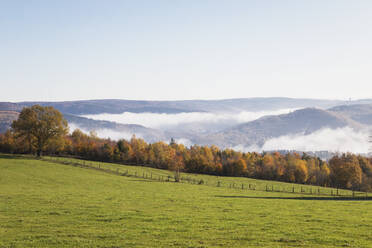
[234,127,370,154]
[82,109,297,130]
[69,123,139,141]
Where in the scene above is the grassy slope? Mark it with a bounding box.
[46,156,357,196]
[1,155,372,248]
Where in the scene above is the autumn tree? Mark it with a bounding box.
[0,130,16,153]
[117,139,134,162]
[11,105,68,157]
[261,154,276,179]
[316,161,330,186]
[284,154,308,183]
[329,154,362,189]
[130,135,148,165]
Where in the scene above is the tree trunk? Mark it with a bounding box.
[37,138,43,157]
[28,136,33,154]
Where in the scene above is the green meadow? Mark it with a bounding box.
[1,154,372,248]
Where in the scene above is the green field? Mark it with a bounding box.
[43,156,360,197]
[1,154,372,247]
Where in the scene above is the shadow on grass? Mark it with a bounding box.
[0,153,31,160]
[127,179,166,183]
[215,195,372,201]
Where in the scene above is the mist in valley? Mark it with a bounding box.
[68,123,143,141]
[82,108,297,133]
[233,127,370,154]
[72,109,372,155]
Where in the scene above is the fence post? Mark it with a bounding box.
[266,185,268,191]
[292,186,295,193]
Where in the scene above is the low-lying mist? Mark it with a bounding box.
[82,109,297,132]
[69,122,369,154]
[69,123,140,141]
[72,108,372,155]
[234,127,370,154]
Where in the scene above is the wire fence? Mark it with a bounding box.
[42,156,371,200]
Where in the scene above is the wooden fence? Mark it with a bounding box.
[42,156,371,199]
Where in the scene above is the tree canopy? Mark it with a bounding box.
[11,105,68,156]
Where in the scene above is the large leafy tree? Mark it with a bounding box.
[11,105,68,156]
[329,154,362,189]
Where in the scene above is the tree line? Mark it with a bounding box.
[1,105,372,192]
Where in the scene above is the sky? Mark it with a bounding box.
[1,0,372,102]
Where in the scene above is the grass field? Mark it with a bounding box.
[1,154,372,247]
[44,156,360,197]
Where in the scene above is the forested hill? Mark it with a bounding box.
[196,108,365,148]
[0,111,19,133]
[64,114,166,142]
[329,104,372,125]
[0,98,356,115]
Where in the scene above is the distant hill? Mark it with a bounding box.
[0,109,165,142]
[0,103,23,112]
[328,104,372,125]
[0,97,358,115]
[0,111,19,133]
[64,114,166,142]
[196,108,365,148]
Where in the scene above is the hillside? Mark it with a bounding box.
[0,111,19,133]
[0,154,371,247]
[197,108,365,148]
[0,98,354,115]
[0,109,166,142]
[0,103,24,112]
[329,104,372,125]
[64,114,166,142]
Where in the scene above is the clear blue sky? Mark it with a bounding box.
[1,0,372,102]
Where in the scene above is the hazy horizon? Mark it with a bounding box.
[2,96,370,103]
[2,0,372,102]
